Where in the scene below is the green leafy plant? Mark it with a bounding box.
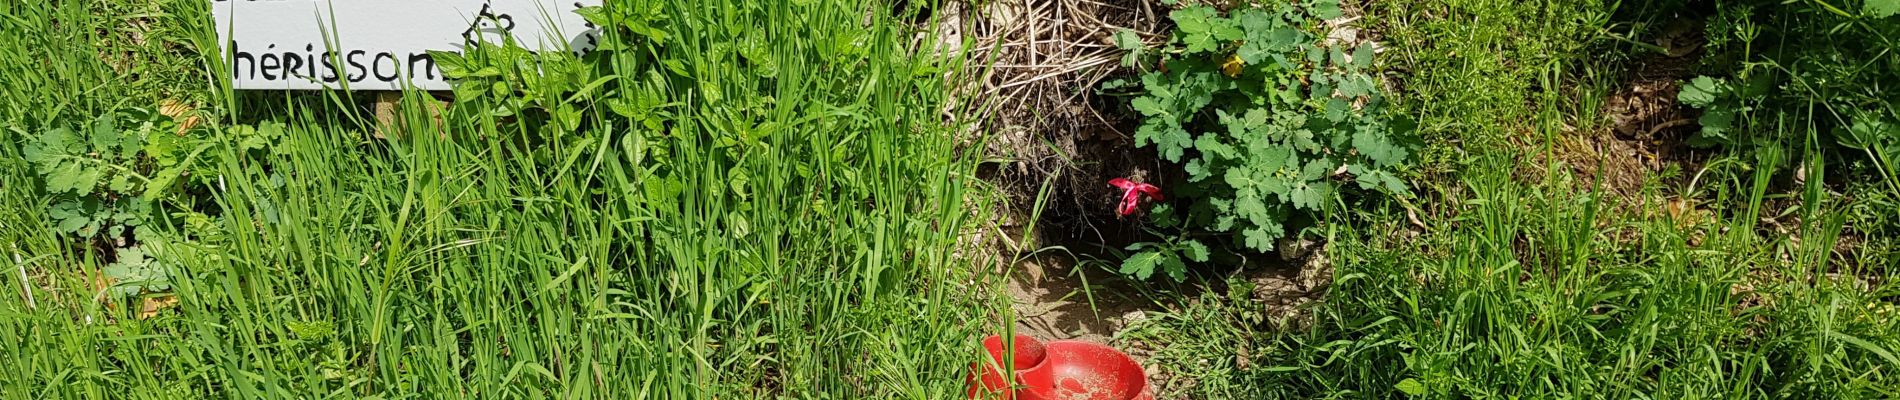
[19,109,205,239]
[1120,236,1210,282]
[1687,1,1899,152]
[1839,112,1900,196]
[430,43,604,134]
[1677,75,1756,147]
[101,245,170,298]
[1109,1,1416,280]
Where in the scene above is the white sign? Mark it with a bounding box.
[212,0,601,90]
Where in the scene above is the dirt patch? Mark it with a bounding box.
[987,212,1322,344]
[1006,248,1147,343]
[1534,18,1711,208]
[945,0,1177,342]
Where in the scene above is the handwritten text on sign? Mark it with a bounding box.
[212,0,601,91]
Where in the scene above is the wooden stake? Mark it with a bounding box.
[371,91,451,140]
[372,91,401,139]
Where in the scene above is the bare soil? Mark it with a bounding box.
[1537,18,1711,205]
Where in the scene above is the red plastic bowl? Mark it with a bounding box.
[970,335,1047,399]
[970,335,1153,400]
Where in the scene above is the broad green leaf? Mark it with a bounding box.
[1237,9,1277,40]
[1244,108,1271,127]
[145,130,182,166]
[1338,74,1375,98]
[1221,109,1249,137]
[1172,7,1215,35]
[1349,165,1377,190]
[428,50,469,78]
[1238,41,1273,65]
[1173,7,1229,53]
[1135,123,1162,148]
[1379,172,1411,197]
[46,162,85,194]
[1121,250,1163,280]
[57,216,88,233]
[1195,135,1236,159]
[1113,29,1144,50]
[1132,96,1165,116]
[1155,125,1194,162]
[1185,159,1212,181]
[1162,255,1188,282]
[22,144,48,165]
[1290,185,1321,210]
[109,174,134,192]
[1241,28,1303,64]
[1354,129,1409,167]
[1301,158,1335,180]
[1309,0,1343,19]
[1679,76,1723,107]
[1262,174,1292,198]
[239,135,269,152]
[1352,43,1374,69]
[1394,378,1426,396]
[1254,145,1292,173]
[1242,226,1278,251]
[1234,190,1270,221]
[1214,214,1236,231]
[573,6,610,28]
[90,121,123,153]
[1182,240,1211,262]
[1183,34,1220,54]
[1326,98,1350,122]
[33,127,76,163]
[90,115,117,148]
[1697,108,1736,142]
[1842,117,1896,150]
[1226,166,1258,190]
[48,203,77,219]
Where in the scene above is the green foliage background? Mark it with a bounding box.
[1114,0,1417,281]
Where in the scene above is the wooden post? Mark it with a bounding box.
[372,91,402,139]
[371,91,451,139]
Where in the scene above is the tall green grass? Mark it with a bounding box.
[3,0,997,398]
[1116,0,1900,397]
[1125,149,1899,398]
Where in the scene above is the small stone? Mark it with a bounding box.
[1121,310,1148,326]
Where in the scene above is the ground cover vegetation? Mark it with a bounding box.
[1109,0,1900,398]
[3,0,996,397]
[1110,0,1418,282]
[2,0,1897,399]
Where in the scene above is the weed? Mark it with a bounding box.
[1109,0,1417,281]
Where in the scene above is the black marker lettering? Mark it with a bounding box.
[259,52,279,80]
[575,2,594,28]
[347,50,368,82]
[305,44,318,80]
[281,51,304,80]
[408,53,436,81]
[230,41,255,79]
[321,51,339,82]
[372,52,399,82]
[462,4,496,43]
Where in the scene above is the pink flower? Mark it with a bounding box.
[1108,178,1163,217]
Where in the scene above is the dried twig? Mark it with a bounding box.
[12,245,33,310]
